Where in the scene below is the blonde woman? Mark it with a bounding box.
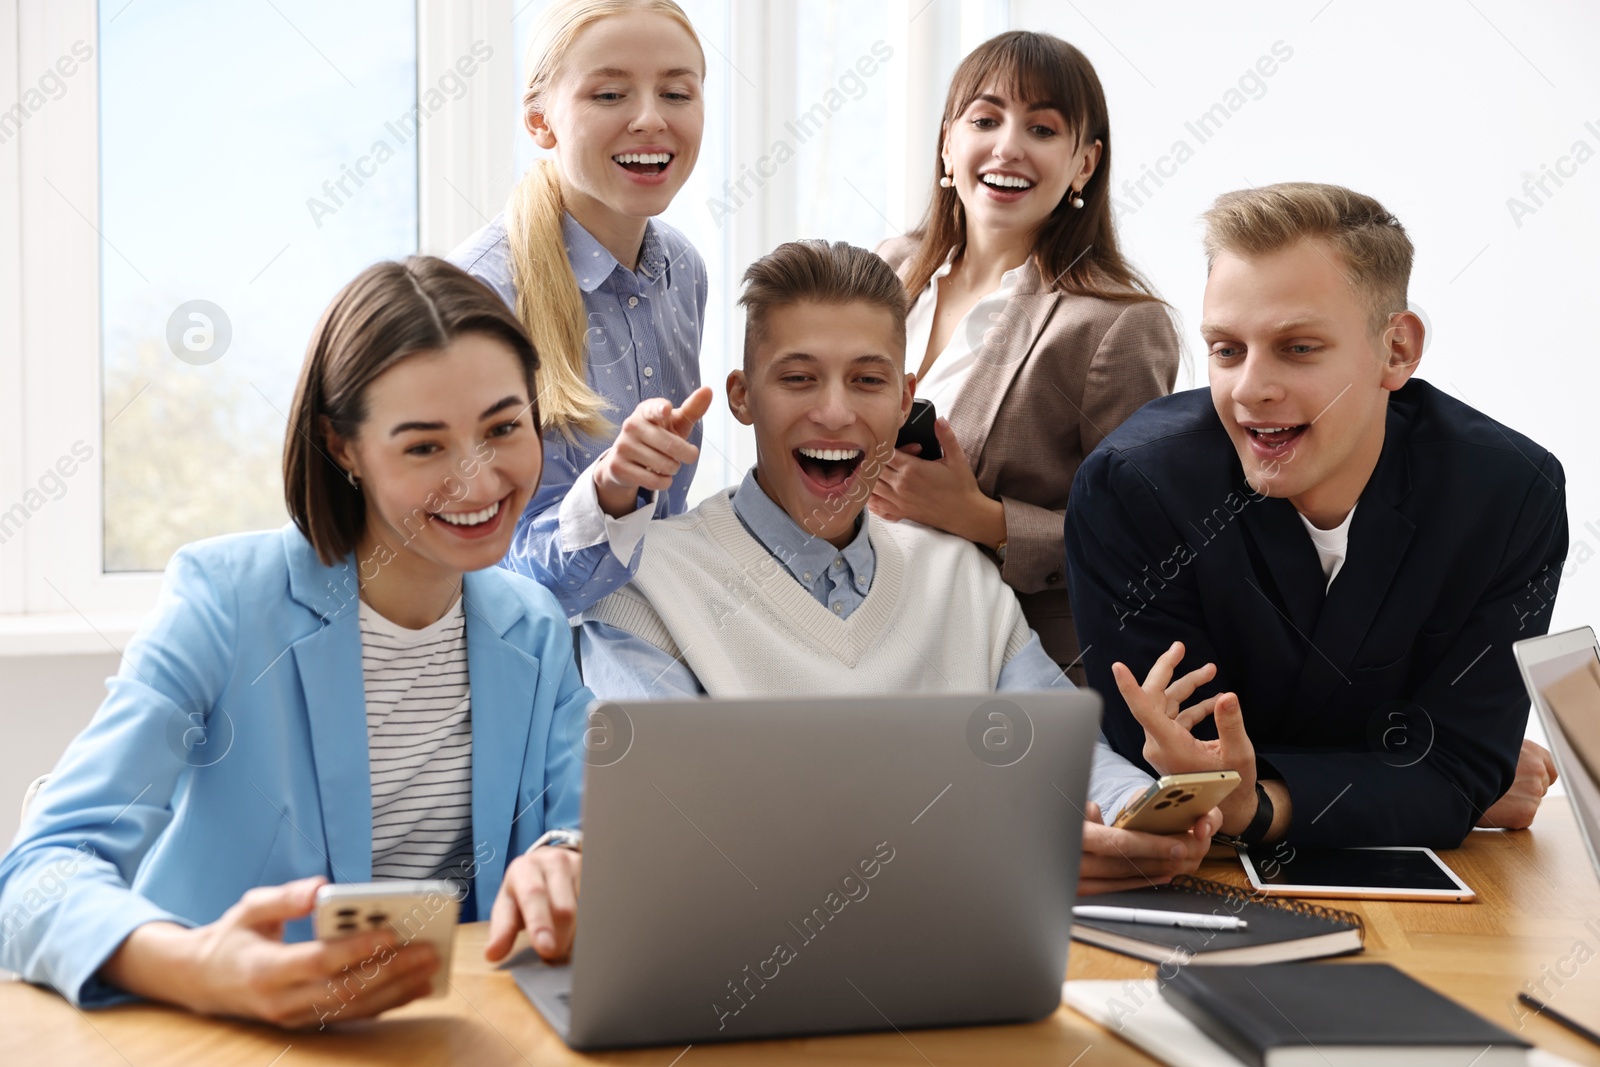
[872,31,1179,684]
[452,0,713,614]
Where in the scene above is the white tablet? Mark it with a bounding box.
[1238,845,1475,902]
[1512,626,1600,892]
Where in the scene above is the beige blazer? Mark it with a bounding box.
[877,235,1180,679]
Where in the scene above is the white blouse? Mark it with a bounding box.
[904,256,1027,409]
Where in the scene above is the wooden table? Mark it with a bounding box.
[5,799,1599,1066]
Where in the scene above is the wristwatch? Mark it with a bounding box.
[1217,783,1274,849]
[994,539,1008,564]
[529,828,583,853]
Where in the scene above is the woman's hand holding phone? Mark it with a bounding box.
[871,415,1006,548]
[100,876,438,1028]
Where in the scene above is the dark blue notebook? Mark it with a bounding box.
[1072,875,1364,965]
[1160,962,1531,1066]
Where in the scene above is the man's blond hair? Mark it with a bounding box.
[1202,182,1413,335]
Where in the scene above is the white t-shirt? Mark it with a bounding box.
[904,256,1025,408]
[1298,504,1357,591]
[359,596,474,888]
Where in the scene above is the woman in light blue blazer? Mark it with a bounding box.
[0,258,588,1025]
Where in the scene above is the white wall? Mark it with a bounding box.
[1011,0,1600,639]
[0,653,120,841]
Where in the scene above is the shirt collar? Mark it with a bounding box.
[929,247,1027,288]
[561,212,667,293]
[730,468,875,586]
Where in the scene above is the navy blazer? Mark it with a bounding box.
[1064,381,1568,848]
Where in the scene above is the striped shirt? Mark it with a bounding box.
[359,597,474,887]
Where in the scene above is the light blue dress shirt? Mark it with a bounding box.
[450,211,706,615]
[579,471,1153,816]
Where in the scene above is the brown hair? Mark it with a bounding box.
[1202,182,1413,334]
[902,31,1159,305]
[506,0,705,441]
[284,256,540,564]
[738,240,911,369]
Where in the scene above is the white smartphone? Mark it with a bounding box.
[313,880,461,998]
[1112,771,1242,835]
[1238,845,1476,902]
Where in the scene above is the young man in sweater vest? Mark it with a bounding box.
[1064,183,1566,851]
[578,239,1221,899]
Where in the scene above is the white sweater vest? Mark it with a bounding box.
[583,491,1031,696]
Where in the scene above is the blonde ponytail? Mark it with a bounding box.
[506,159,611,441]
[507,0,706,444]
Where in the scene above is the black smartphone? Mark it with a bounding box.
[895,398,943,460]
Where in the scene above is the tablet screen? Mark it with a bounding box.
[1253,847,1461,891]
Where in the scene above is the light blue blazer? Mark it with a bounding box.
[0,525,588,1007]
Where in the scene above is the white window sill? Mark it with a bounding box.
[0,612,146,657]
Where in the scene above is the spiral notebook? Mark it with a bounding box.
[1071,876,1364,965]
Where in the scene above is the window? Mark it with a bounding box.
[1,0,1005,645]
[97,0,420,572]
[791,2,895,247]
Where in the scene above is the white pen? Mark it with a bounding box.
[1072,905,1248,931]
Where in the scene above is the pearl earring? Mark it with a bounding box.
[1070,190,1085,209]
[939,173,953,189]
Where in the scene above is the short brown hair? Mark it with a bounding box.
[1202,182,1413,334]
[284,256,540,564]
[738,240,910,370]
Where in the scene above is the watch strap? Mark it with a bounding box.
[529,828,583,853]
[1215,782,1275,850]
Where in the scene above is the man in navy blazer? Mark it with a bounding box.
[1064,183,1568,850]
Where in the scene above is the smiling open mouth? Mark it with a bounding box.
[613,151,672,175]
[434,499,500,526]
[794,446,865,492]
[1245,424,1308,455]
[980,173,1033,191]
[428,495,510,539]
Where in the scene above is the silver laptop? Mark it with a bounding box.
[510,691,1101,1050]
[1513,626,1600,885]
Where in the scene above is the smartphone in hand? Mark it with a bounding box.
[314,880,460,998]
[895,398,943,460]
[1113,771,1241,835]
